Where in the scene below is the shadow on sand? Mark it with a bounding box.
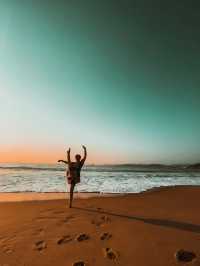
[73,206,200,234]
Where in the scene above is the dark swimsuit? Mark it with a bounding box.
[67,161,83,185]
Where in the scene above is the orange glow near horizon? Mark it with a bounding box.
[0,146,121,164]
[0,146,56,163]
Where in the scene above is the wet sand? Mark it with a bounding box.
[0,186,200,266]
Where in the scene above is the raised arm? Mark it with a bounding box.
[81,145,87,165]
[67,147,71,164]
[57,160,68,164]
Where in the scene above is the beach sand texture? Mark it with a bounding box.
[0,186,200,266]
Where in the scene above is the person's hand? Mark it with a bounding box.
[82,145,86,150]
[67,147,71,153]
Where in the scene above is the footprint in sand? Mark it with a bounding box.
[2,247,13,254]
[100,232,112,240]
[34,240,47,251]
[175,249,196,263]
[1,242,13,254]
[57,235,72,245]
[72,261,86,266]
[103,247,119,260]
[76,233,90,242]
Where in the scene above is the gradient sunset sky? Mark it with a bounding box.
[0,1,200,164]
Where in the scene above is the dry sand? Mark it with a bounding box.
[0,186,200,266]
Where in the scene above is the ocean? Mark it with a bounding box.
[0,163,200,193]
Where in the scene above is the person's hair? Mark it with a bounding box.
[75,154,81,161]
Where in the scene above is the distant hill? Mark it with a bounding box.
[99,163,200,172]
[187,163,200,170]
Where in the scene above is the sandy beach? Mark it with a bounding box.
[0,186,200,266]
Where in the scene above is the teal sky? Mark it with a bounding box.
[0,1,200,164]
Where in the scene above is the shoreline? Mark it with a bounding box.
[0,192,126,202]
[0,185,200,202]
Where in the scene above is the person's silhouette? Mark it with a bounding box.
[58,145,87,208]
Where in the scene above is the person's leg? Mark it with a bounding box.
[69,182,75,208]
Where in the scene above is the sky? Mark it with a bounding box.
[0,0,200,164]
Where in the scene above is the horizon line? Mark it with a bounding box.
[0,161,199,166]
